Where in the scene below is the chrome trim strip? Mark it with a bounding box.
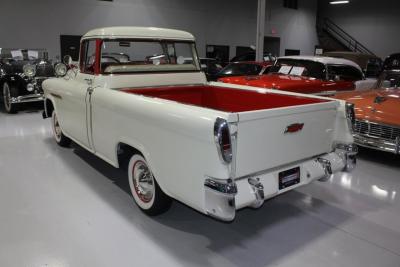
[114,83,205,91]
[354,134,400,154]
[10,94,44,104]
[204,178,237,195]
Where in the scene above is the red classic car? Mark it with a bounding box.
[334,69,400,154]
[218,56,376,95]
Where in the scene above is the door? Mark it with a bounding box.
[236,46,253,57]
[285,49,300,56]
[57,39,97,150]
[264,36,280,57]
[234,101,338,177]
[206,45,230,65]
[60,35,82,61]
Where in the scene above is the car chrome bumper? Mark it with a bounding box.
[10,93,44,104]
[203,145,357,221]
[354,134,400,154]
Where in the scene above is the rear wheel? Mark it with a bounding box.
[3,82,18,114]
[51,110,71,147]
[128,154,172,215]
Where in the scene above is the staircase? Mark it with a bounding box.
[317,17,376,56]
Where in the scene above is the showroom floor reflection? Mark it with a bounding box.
[0,110,399,267]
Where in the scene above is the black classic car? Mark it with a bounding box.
[0,48,63,113]
[199,58,223,81]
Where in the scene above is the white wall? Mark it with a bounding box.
[319,0,399,58]
[0,0,318,60]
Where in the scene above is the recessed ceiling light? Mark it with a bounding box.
[330,1,350,4]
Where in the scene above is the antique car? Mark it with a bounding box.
[334,69,400,154]
[323,51,383,78]
[42,27,357,221]
[219,56,376,95]
[208,61,273,81]
[0,48,63,113]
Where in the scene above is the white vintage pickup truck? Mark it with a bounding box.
[43,27,357,221]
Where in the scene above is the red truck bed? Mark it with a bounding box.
[122,85,329,113]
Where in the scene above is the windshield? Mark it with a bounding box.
[100,40,200,74]
[270,59,326,79]
[219,63,263,76]
[0,48,47,61]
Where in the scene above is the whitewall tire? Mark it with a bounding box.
[128,154,171,215]
[51,110,71,147]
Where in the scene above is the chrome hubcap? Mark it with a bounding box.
[3,84,11,111]
[132,161,154,203]
[53,114,62,140]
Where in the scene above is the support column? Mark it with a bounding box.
[256,0,266,62]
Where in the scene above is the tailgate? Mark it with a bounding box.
[234,101,338,177]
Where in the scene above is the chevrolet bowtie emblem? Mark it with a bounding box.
[285,123,304,134]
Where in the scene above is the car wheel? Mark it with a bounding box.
[51,110,71,147]
[128,154,172,215]
[2,82,18,114]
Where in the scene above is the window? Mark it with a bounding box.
[327,65,363,81]
[271,59,326,79]
[283,0,298,10]
[100,40,200,74]
[80,40,97,74]
[220,63,263,76]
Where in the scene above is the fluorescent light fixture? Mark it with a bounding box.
[330,0,349,4]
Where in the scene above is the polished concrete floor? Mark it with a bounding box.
[0,107,399,267]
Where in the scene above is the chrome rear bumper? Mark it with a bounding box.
[354,134,400,154]
[203,144,357,221]
[10,93,44,104]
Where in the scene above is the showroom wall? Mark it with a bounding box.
[319,0,399,58]
[0,0,318,60]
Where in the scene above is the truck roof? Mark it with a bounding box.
[82,26,195,41]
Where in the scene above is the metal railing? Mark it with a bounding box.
[320,18,376,56]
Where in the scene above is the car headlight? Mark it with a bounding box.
[27,83,35,92]
[23,64,36,77]
[55,63,68,77]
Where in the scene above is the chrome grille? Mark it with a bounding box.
[354,120,400,141]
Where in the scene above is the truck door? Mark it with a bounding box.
[57,39,97,150]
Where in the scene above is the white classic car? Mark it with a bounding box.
[42,27,357,221]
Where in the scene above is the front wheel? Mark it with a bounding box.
[128,154,172,215]
[51,110,71,147]
[2,82,18,114]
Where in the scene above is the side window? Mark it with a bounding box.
[80,40,97,74]
[328,65,363,81]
